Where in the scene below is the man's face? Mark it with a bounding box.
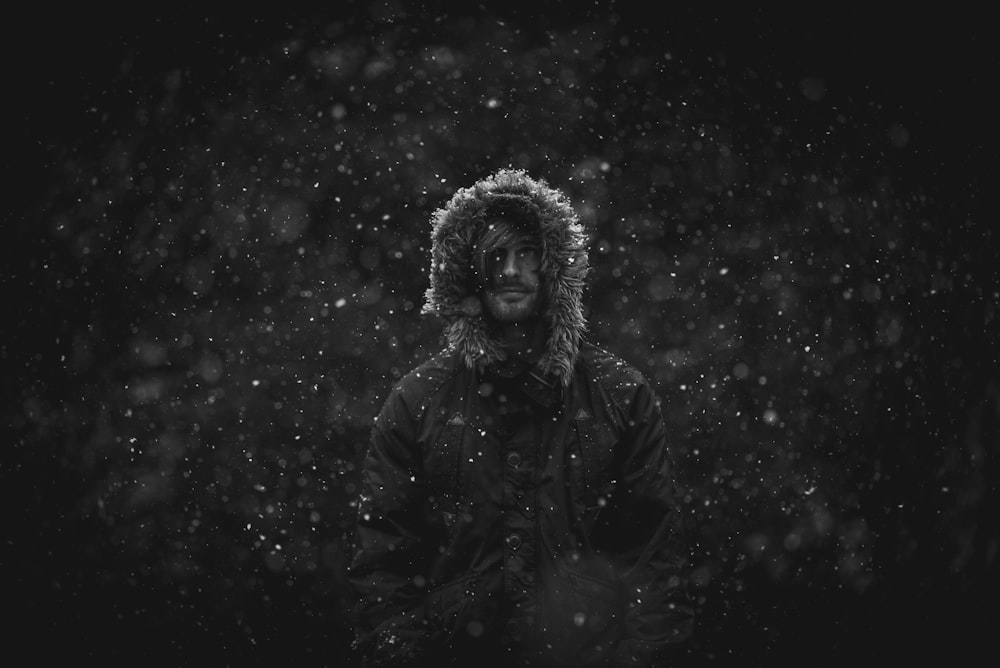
[479,221,543,324]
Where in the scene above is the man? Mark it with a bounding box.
[348,168,693,666]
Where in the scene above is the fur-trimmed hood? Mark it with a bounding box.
[421,168,590,385]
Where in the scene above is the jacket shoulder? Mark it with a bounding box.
[375,348,460,426]
[395,348,458,391]
[578,342,657,414]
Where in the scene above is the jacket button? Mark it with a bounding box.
[506,533,522,549]
[506,451,522,467]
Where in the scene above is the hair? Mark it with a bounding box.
[474,217,540,289]
[477,218,533,251]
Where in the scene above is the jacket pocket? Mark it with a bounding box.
[425,422,464,493]
[542,563,622,662]
[424,573,480,644]
[569,418,617,507]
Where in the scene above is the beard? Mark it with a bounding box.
[482,283,542,323]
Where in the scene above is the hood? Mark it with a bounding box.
[421,168,590,385]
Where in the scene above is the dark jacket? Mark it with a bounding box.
[348,170,693,667]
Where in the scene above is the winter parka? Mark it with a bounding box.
[348,169,693,667]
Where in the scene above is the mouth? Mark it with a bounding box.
[493,287,531,295]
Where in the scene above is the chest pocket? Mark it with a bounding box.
[424,411,466,494]
[570,410,618,507]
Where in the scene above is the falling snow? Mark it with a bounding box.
[2,5,995,666]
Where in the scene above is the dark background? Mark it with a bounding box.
[2,4,996,665]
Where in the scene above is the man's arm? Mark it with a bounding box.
[605,377,695,666]
[347,388,428,666]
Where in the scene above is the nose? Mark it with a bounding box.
[499,251,519,278]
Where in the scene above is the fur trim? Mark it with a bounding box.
[421,168,590,385]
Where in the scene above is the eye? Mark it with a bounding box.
[517,246,540,264]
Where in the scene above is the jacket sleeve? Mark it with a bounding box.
[607,376,694,666]
[347,387,429,666]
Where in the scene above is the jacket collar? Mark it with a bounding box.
[484,355,563,408]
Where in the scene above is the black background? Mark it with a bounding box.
[2,4,996,666]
